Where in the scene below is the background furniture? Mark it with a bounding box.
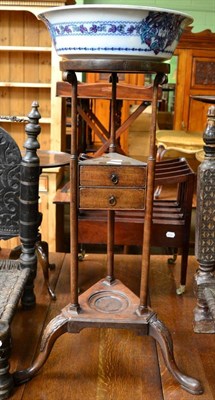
[0,102,40,398]
[78,29,215,157]
[57,80,162,156]
[152,29,215,165]
[174,28,215,133]
[55,157,195,295]
[0,0,75,252]
[156,129,204,161]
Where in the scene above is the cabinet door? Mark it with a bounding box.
[174,48,215,132]
[188,55,215,131]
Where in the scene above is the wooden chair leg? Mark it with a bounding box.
[36,241,56,300]
[167,247,178,265]
[176,245,189,295]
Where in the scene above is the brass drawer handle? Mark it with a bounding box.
[110,173,119,185]
[109,195,117,206]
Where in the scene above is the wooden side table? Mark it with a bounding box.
[14,59,202,395]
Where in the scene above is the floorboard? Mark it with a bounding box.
[4,252,214,400]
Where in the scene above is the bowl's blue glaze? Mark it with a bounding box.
[38,5,193,60]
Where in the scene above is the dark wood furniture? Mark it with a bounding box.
[7,149,71,301]
[80,157,195,296]
[0,102,41,398]
[14,59,202,395]
[56,76,195,295]
[54,157,195,295]
[193,96,215,333]
[57,79,162,156]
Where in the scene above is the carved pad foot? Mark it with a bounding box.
[149,316,203,395]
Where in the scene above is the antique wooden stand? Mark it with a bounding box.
[193,96,215,333]
[14,59,203,395]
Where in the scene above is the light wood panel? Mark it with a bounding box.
[0,5,67,251]
[174,29,215,132]
[0,10,52,149]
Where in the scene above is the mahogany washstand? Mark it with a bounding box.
[14,59,203,395]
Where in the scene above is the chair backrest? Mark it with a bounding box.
[0,102,41,249]
[0,127,21,239]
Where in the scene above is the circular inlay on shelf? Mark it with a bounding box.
[88,290,129,313]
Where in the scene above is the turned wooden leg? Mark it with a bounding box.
[0,322,14,400]
[36,241,56,300]
[9,246,36,308]
[193,262,215,333]
[167,247,178,265]
[175,243,190,296]
[21,264,36,309]
[194,104,215,333]
[149,315,203,395]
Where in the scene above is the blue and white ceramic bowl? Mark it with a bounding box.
[38,5,193,61]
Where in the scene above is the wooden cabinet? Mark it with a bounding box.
[174,28,215,132]
[79,154,146,210]
[0,1,74,251]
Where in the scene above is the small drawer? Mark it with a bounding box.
[79,165,146,187]
[79,188,145,210]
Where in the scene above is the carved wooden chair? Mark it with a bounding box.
[0,130,56,301]
[0,102,41,398]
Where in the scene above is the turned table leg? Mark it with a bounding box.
[194,103,215,333]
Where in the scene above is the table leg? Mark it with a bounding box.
[194,104,215,333]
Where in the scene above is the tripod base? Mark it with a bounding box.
[13,279,203,395]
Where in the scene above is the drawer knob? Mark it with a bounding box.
[109,195,117,206]
[110,173,119,184]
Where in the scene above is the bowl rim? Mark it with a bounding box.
[38,4,193,24]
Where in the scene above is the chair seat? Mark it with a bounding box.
[0,260,30,323]
[156,130,203,153]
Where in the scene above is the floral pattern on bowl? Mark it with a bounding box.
[50,12,184,56]
[38,6,193,60]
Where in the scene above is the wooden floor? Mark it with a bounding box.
[4,251,214,400]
